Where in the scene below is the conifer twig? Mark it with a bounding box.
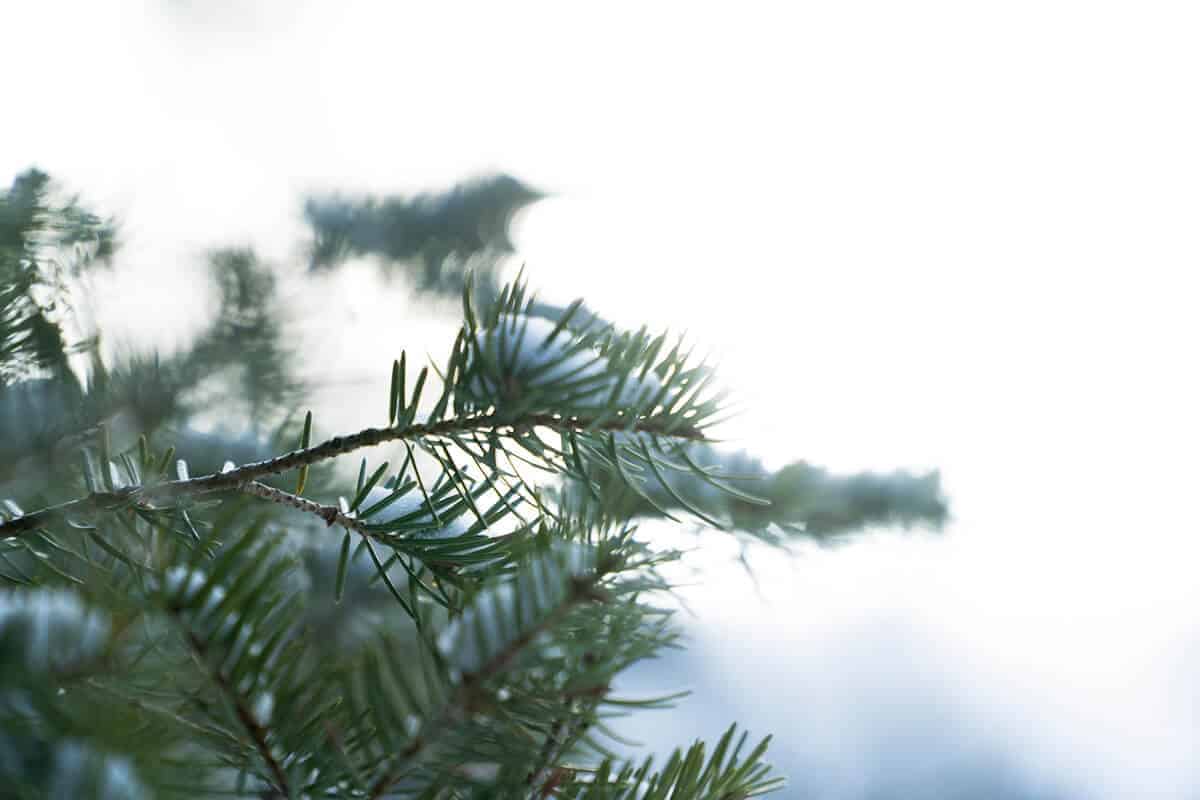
[240,480,369,533]
[0,411,706,539]
[366,567,607,799]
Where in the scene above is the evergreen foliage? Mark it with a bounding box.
[0,168,946,798]
[305,174,542,298]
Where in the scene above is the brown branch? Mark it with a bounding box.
[367,572,604,799]
[184,630,290,795]
[0,411,706,539]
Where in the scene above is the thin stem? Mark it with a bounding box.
[0,411,706,539]
[241,480,369,533]
[526,705,597,800]
[86,679,246,750]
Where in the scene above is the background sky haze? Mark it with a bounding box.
[4,3,1198,797]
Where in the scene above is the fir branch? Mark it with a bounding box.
[470,576,598,683]
[183,630,291,796]
[367,563,607,799]
[1,177,814,799]
[0,411,706,539]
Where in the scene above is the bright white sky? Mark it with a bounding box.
[4,2,1199,797]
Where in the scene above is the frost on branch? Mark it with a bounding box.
[358,485,473,539]
[438,542,596,674]
[462,315,665,414]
